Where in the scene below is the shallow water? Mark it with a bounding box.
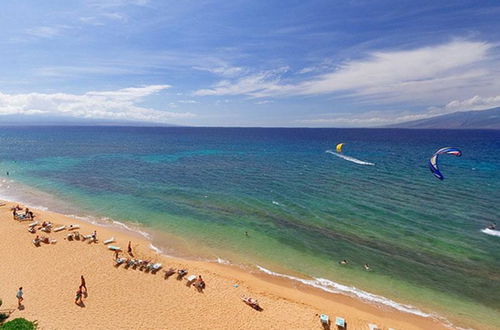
[0,127,498,326]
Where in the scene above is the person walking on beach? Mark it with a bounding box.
[80,275,87,293]
[16,287,24,307]
[75,288,83,305]
[127,241,133,256]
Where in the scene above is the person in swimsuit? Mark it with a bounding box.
[80,275,87,293]
[16,287,24,307]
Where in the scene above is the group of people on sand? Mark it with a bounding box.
[338,259,371,271]
[12,205,34,220]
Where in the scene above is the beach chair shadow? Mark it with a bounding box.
[164,268,176,280]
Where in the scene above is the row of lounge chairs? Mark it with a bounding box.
[32,235,57,246]
[320,314,384,330]
[114,257,162,273]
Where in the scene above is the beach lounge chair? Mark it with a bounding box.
[67,224,79,230]
[335,317,345,328]
[29,221,38,228]
[28,227,37,233]
[368,324,380,330]
[103,237,115,245]
[67,233,74,240]
[149,263,162,272]
[32,238,41,246]
[108,245,121,251]
[54,225,66,232]
[115,258,126,265]
[320,314,330,325]
[73,231,80,240]
[241,296,261,310]
[40,226,51,233]
[186,274,197,283]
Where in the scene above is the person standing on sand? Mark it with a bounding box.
[114,249,120,260]
[80,275,87,293]
[16,287,23,307]
[127,241,133,255]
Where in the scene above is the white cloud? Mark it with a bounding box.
[192,65,245,77]
[177,100,198,104]
[442,95,500,112]
[194,67,291,96]
[25,26,68,39]
[86,0,150,8]
[194,40,500,104]
[0,85,194,123]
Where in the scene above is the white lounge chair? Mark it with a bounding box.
[115,258,126,265]
[186,274,197,283]
[320,314,329,325]
[149,263,162,271]
[67,224,80,230]
[368,324,380,330]
[335,317,345,328]
[108,245,121,251]
[103,237,115,245]
[54,225,66,232]
[28,221,38,228]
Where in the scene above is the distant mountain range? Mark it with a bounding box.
[386,107,500,129]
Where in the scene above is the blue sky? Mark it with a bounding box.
[1,0,500,127]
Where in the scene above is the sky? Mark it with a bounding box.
[1,0,500,127]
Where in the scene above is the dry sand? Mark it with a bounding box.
[0,201,453,329]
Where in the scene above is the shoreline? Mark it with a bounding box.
[0,199,473,330]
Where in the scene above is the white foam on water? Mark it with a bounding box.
[216,257,231,264]
[481,228,500,237]
[256,265,434,318]
[326,150,375,166]
[272,201,282,206]
[110,220,152,239]
[149,243,164,254]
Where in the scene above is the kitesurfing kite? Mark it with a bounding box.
[429,147,462,180]
[336,143,344,153]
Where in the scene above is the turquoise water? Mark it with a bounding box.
[0,127,498,327]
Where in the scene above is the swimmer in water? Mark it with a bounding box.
[339,259,348,265]
[364,263,371,271]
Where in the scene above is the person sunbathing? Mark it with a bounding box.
[194,275,205,290]
[241,296,260,310]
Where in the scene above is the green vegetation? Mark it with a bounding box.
[0,318,37,330]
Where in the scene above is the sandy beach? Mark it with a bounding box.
[0,201,462,329]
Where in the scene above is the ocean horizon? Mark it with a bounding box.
[0,126,499,327]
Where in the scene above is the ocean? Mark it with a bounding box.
[0,126,498,327]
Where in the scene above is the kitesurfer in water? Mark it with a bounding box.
[487,223,496,230]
